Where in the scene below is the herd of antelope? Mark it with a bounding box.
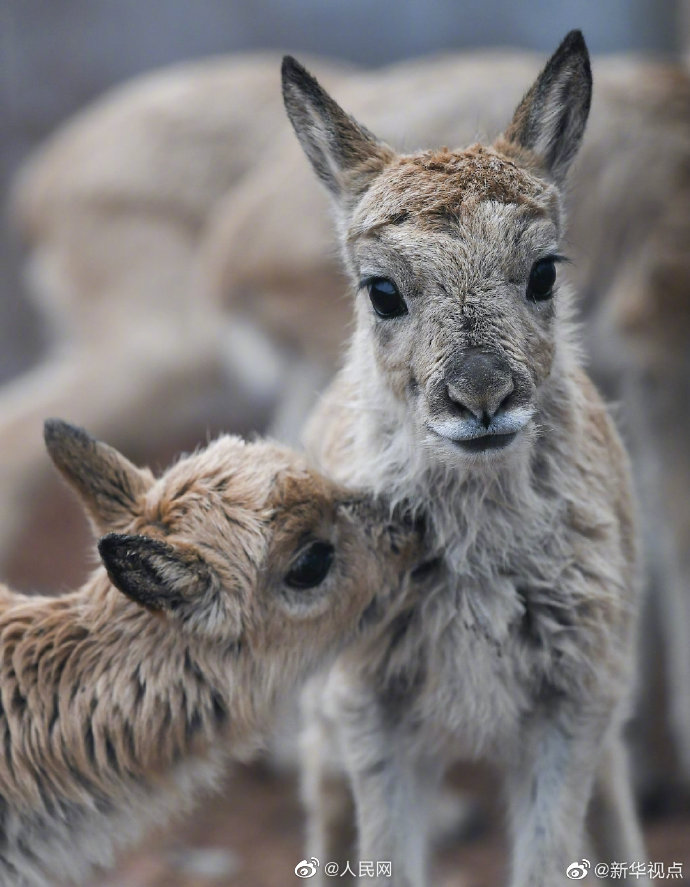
[0,28,688,887]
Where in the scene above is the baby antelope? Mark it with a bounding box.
[284,31,649,887]
[0,420,422,887]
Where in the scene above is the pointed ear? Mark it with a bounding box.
[98,533,212,613]
[44,419,153,534]
[501,30,591,184]
[281,55,394,204]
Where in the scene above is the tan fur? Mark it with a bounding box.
[283,35,649,887]
[7,47,690,786]
[0,421,423,886]
[355,145,545,234]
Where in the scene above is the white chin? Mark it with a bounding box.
[425,408,534,461]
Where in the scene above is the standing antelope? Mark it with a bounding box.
[283,31,649,886]
[0,420,422,887]
[11,51,690,791]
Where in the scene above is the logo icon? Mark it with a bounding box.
[295,857,320,878]
[566,859,591,880]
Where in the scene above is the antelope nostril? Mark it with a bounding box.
[498,386,516,414]
[445,384,474,418]
[444,376,515,423]
[444,350,517,422]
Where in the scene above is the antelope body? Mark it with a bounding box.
[283,32,649,886]
[0,421,422,886]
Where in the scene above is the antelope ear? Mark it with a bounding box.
[501,30,591,183]
[281,55,393,204]
[98,533,212,613]
[44,419,153,534]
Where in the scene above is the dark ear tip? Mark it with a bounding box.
[43,418,92,457]
[281,55,309,86]
[559,29,589,61]
[44,417,72,444]
[97,532,126,561]
[564,28,585,45]
[281,55,325,106]
[98,532,172,565]
[281,54,298,75]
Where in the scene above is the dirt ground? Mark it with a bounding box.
[87,759,689,887]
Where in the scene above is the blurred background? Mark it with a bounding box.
[2,2,690,885]
[1,0,687,382]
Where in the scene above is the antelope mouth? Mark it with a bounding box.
[453,431,518,453]
[426,407,532,455]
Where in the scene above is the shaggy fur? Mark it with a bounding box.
[284,32,648,887]
[0,420,423,887]
[9,43,690,798]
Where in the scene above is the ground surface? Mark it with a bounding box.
[84,761,690,887]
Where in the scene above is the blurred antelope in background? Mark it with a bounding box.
[0,420,422,886]
[283,32,648,886]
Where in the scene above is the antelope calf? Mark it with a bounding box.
[0,420,422,887]
[283,32,648,886]
[10,53,690,787]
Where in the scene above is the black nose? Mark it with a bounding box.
[446,349,514,426]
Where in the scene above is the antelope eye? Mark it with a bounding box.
[367,278,407,318]
[527,258,557,301]
[285,541,334,589]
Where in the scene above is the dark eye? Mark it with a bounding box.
[285,541,334,589]
[527,258,557,302]
[367,278,407,318]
